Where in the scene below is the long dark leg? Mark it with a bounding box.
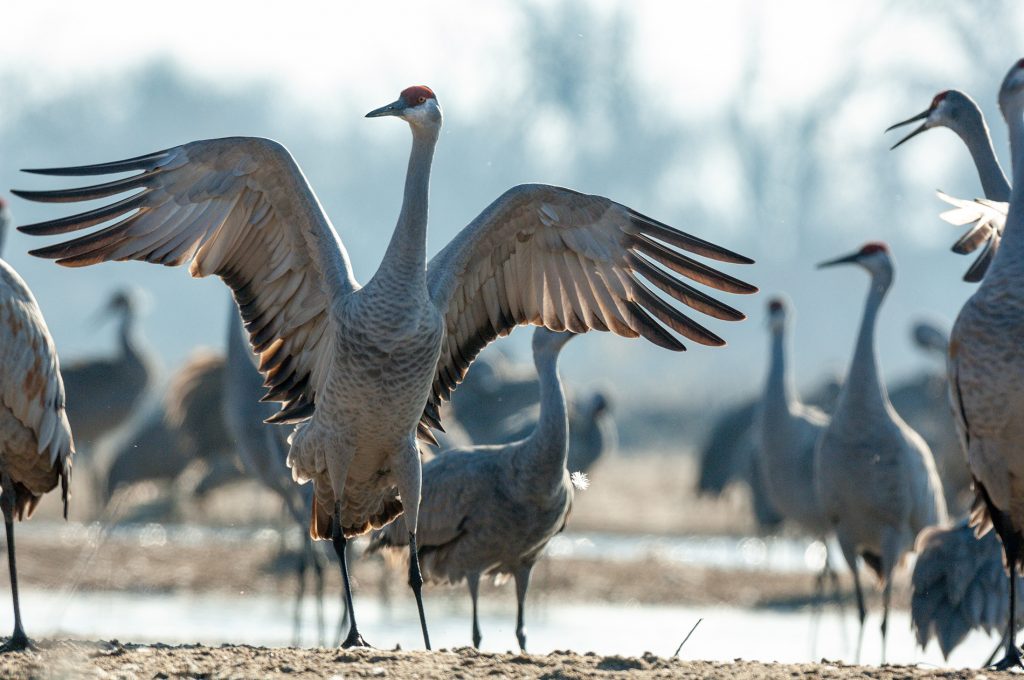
[292,536,308,647]
[334,542,351,646]
[467,573,482,648]
[851,562,866,665]
[978,485,1024,670]
[408,532,431,650]
[880,579,891,665]
[513,564,533,653]
[332,503,369,648]
[0,476,31,653]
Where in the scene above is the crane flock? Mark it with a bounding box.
[0,56,1022,671]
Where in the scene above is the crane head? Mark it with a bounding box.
[766,295,789,332]
[884,90,985,150]
[999,59,1024,118]
[366,86,442,129]
[817,242,894,279]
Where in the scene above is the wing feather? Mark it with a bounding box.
[16,137,360,422]
[423,184,755,433]
[935,191,1007,283]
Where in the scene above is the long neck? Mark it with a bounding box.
[839,275,891,415]
[764,324,797,414]
[523,347,569,489]
[118,307,141,364]
[374,127,438,289]
[956,112,1011,202]
[989,104,1024,276]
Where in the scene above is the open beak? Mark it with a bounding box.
[885,109,931,150]
[366,99,407,118]
[817,252,861,269]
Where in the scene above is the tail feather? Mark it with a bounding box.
[310,495,333,541]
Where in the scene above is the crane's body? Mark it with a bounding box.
[816,243,947,663]
[758,297,830,534]
[889,89,1010,282]
[15,86,755,650]
[0,247,74,650]
[61,290,153,455]
[369,328,575,651]
[948,59,1024,670]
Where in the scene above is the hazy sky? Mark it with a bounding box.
[1,1,1018,406]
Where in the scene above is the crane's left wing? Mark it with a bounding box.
[936,191,1007,283]
[423,184,756,436]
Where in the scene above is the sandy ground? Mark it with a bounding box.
[0,641,1011,680]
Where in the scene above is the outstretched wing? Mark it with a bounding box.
[422,183,755,434]
[936,191,1007,283]
[15,138,360,424]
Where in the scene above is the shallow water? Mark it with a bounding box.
[12,587,999,669]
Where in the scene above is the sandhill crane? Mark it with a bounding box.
[104,406,189,503]
[889,320,971,515]
[61,289,154,463]
[888,90,1010,282]
[816,242,947,663]
[948,59,1024,670]
[14,85,755,649]
[0,256,75,651]
[911,519,1021,661]
[756,295,839,604]
[368,328,577,651]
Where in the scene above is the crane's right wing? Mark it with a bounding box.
[0,261,74,509]
[936,191,1007,283]
[15,138,360,424]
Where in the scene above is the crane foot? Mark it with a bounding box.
[990,645,1023,670]
[340,628,371,649]
[0,631,36,653]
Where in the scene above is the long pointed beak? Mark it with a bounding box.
[817,252,861,269]
[885,109,931,149]
[366,99,406,118]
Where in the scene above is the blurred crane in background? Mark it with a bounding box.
[816,242,947,663]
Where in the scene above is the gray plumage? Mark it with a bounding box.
[815,243,947,663]
[61,289,154,452]
[948,61,1024,670]
[0,246,75,650]
[104,406,189,503]
[911,519,1020,660]
[0,199,8,256]
[450,351,540,445]
[756,296,830,537]
[368,328,576,651]
[14,86,755,648]
[888,89,1009,282]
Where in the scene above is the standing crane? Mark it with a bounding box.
[948,59,1024,670]
[14,85,756,649]
[816,242,947,663]
[368,328,577,652]
[756,296,837,596]
[888,90,1010,282]
[0,249,75,651]
[60,288,154,476]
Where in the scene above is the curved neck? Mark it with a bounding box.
[840,275,891,413]
[118,307,140,362]
[764,324,797,413]
[523,347,569,486]
[374,126,438,289]
[990,104,1024,276]
[955,111,1011,202]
